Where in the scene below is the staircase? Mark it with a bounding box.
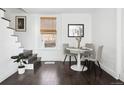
[0,8,41,83]
[23,50,41,70]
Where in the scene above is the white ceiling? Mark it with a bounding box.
[4,8,27,14]
[5,8,96,14]
[23,8,96,14]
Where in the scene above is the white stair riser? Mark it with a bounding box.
[0,18,9,27]
[8,42,21,49]
[2,36,18,44]
[0,10,4,17]
[1,47,21,58]
[1,44,22,62]
[7,29,14,35]
[15,42,21,47]
[1,35,15,42]
[18,48,24,53]
[0,30,13,38]
[4,42,18,49]
[10,36,18,42]
[25,64,34,70]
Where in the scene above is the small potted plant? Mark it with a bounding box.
[11,53,27,74]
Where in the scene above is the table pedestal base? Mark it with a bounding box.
[71,65,87,71]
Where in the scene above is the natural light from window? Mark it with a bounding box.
[40,17,56,48]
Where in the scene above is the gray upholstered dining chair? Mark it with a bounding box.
[84,43,96,58]
[80,43,95,61]
[63,43,77,65]
[80,43,95,70]
[83,44,103,77]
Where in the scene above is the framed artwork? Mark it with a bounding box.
[15,16,26,32]
[68,24,84,37]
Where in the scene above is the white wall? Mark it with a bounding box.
[92,9,118,78]
[7,14,36,50]
[8,13,92,61]
[120,8,124,81]
[61,14,92,47]
[0,10,23,83]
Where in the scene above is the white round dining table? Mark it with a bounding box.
[66,47,92,72]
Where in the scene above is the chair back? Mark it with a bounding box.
[63,43,70,54]
[85,43,95,49]
[96,45,103,62]
[85,43,96,59]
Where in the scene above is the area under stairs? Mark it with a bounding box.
[0,8,41,83]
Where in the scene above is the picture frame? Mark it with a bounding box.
[15,16,26,32]
[68,24,84,37]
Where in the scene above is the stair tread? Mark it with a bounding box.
[26,54,37,58]
[19,46,24,48]
[11,34,18,37]
[24,54,37,62]
[22,50,41,64]
[1,17,11,22]
[28,57,41,64]
[29,59,41,64]
[7,27,18,31]
[16,41,20,43]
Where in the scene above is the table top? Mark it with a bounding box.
[66,47,92,50]
[66,47,93,53]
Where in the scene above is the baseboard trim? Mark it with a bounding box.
[0,70,17,83]
[100,63,119,80]
[119,75,124,82]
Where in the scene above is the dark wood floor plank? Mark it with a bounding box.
[0,62,123,85]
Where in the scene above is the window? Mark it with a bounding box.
[40,17,56,48]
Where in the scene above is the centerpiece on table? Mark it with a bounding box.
[75,27,82,48]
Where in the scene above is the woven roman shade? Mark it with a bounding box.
[40,17,56,34]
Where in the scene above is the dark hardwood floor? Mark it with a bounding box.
[0,62,123,85]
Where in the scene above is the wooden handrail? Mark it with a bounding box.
[0,8,6,12]
[1,17,11,22]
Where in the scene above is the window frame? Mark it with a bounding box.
[40,16,57,49]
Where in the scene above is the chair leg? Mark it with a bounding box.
[85,59,89,67]
[74,56,77,63]
[63,55,67,64]
[82,60,87,71]
[87,61,90,71]
[93,62,96,79]
[69,56,71,66]
[97,61,103,77]
[87,61,92,78]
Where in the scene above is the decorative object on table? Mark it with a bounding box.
[68,24,84,37]
[75,36,82,48]
[15,16,26,32]
[11,53,27,74]
[75,26,83,48]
